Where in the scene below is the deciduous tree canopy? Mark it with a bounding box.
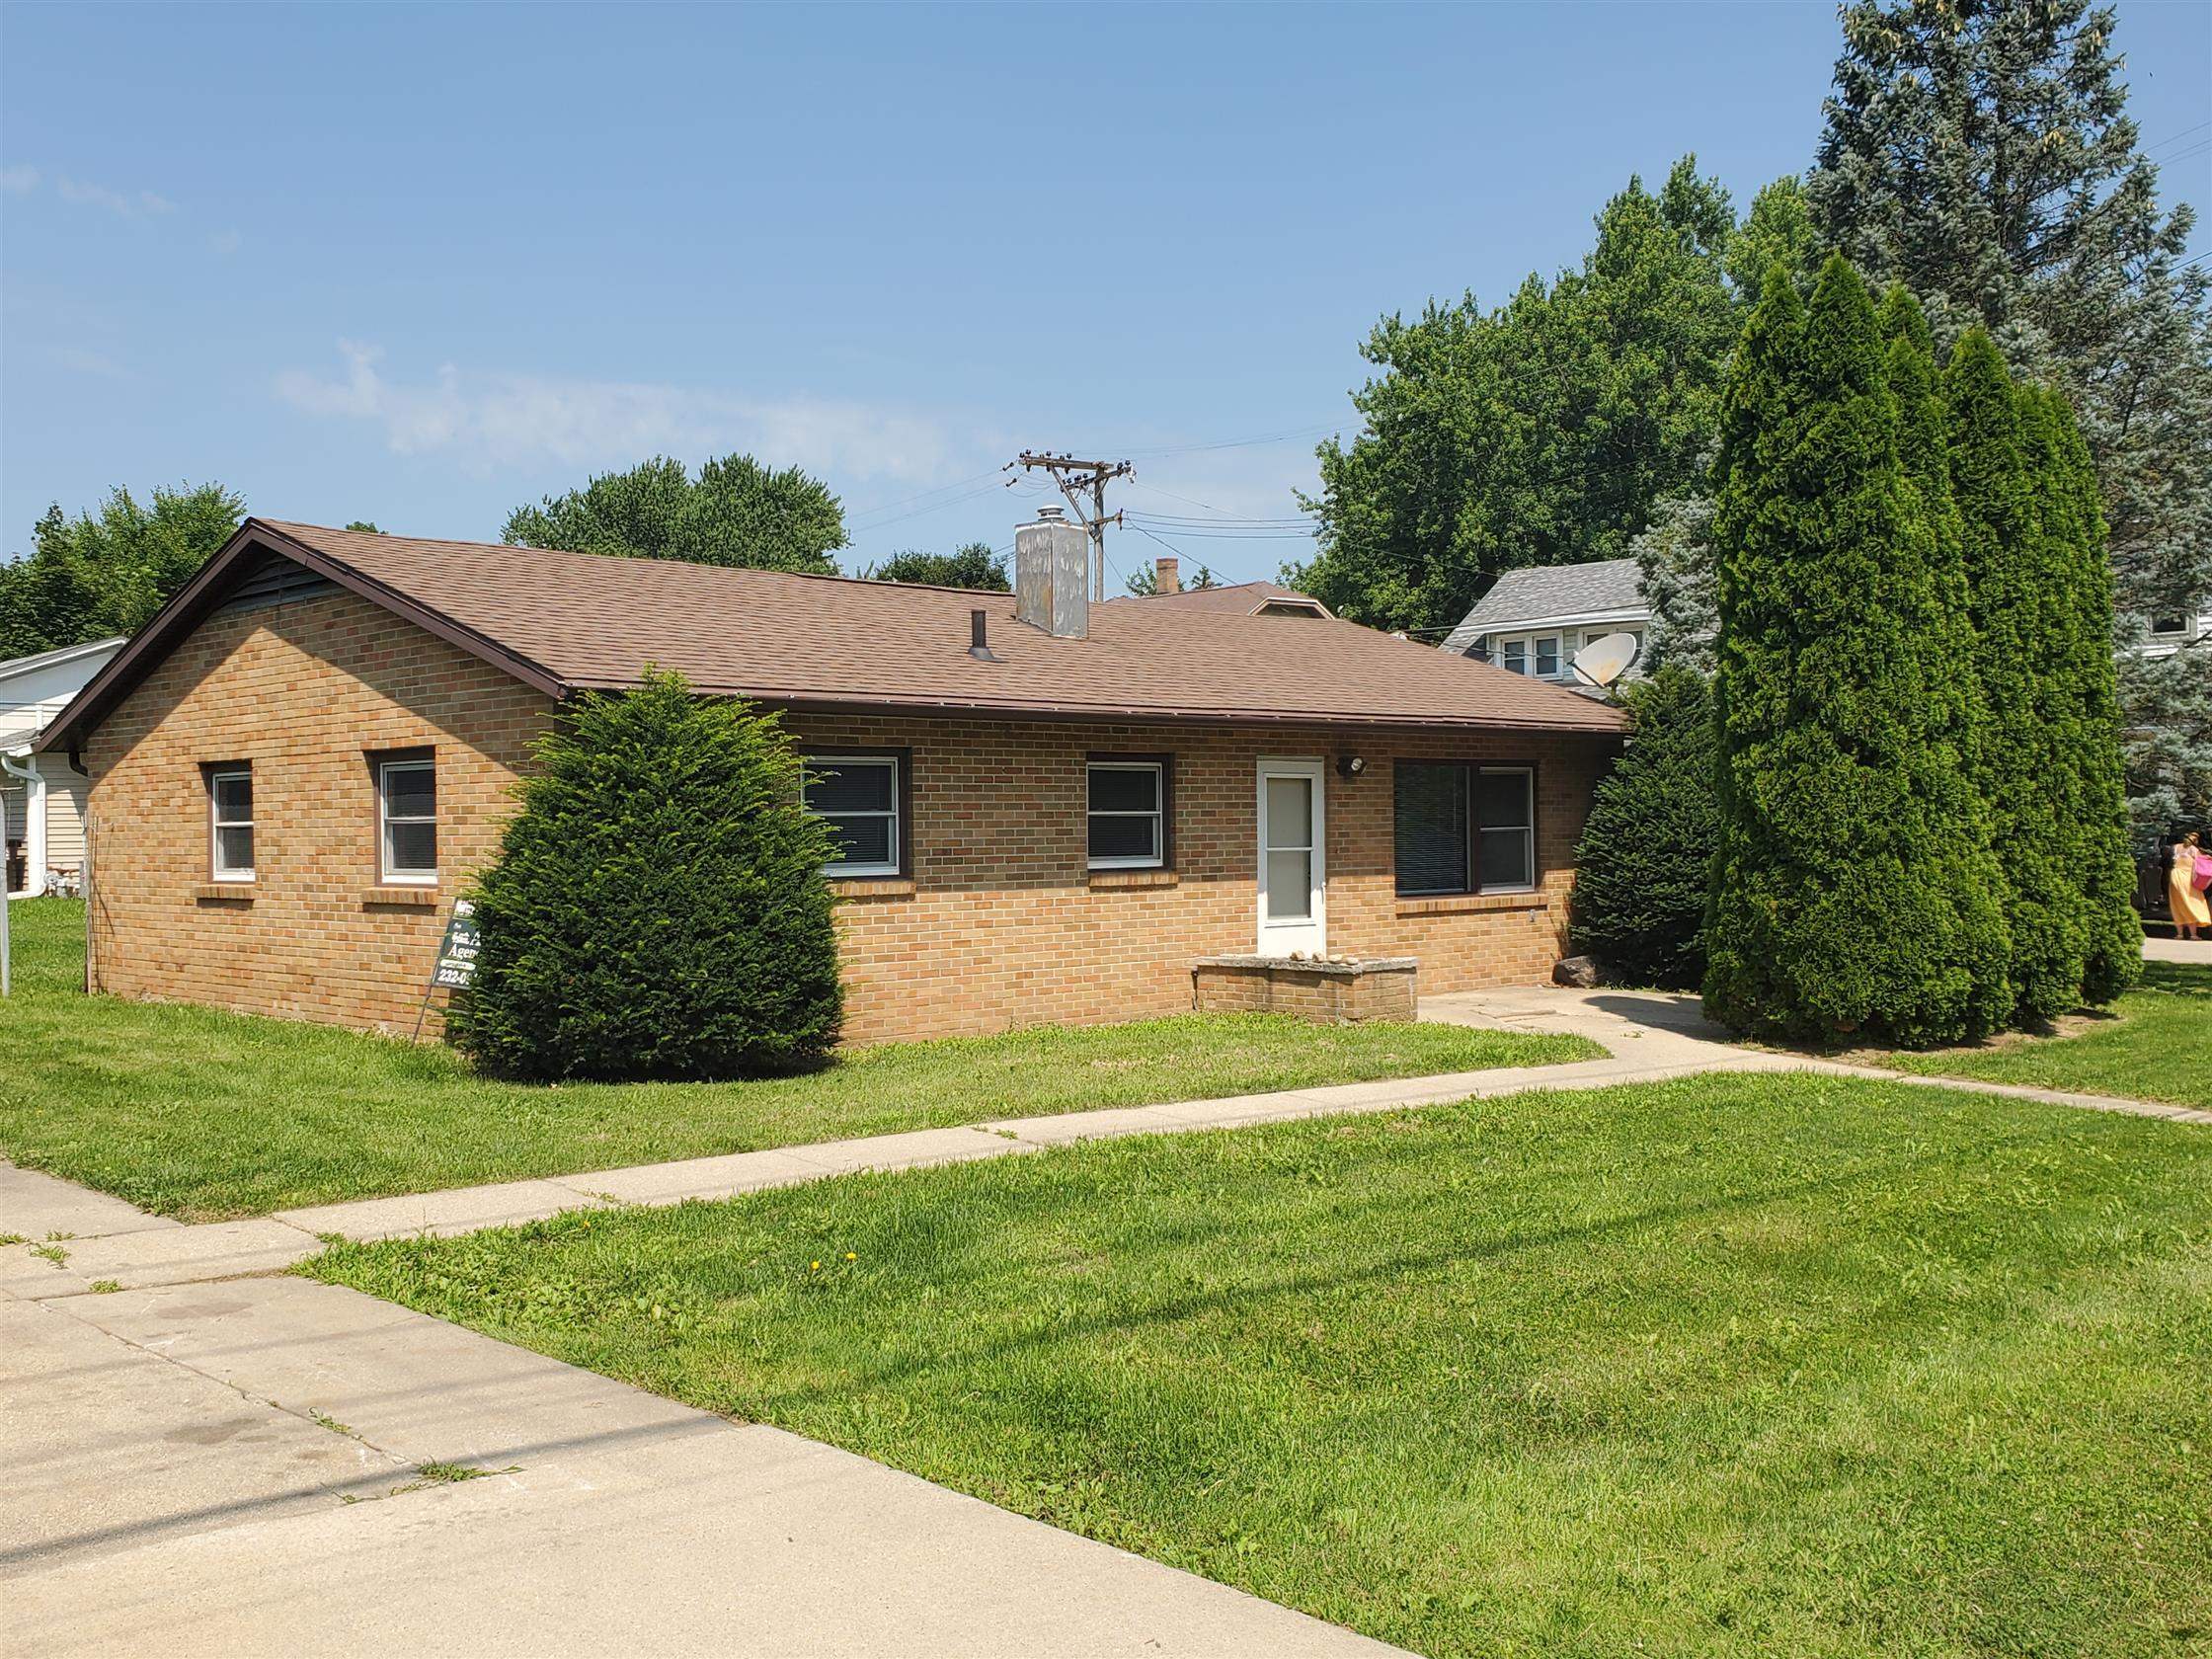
[0,483,244,658]
[1291,158,1812,634]
[863,543,1008,591]
[504,454,845,576]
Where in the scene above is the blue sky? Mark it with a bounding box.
[4,2,2206,591]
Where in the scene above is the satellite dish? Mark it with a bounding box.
[1571,631,1641,688]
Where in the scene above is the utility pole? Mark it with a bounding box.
[1007,452,1133,600]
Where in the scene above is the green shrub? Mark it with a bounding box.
[1569,666,1719,988]
[1704,256,2011,1045]
[1945,332,2090,1023]
[448,671,843,1080]
[2019,383,2142,1006]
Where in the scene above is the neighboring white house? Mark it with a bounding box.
[1441,559,1650,688]
[2,637,124,896]
[2142,609,2212,661]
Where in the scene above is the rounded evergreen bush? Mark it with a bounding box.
[448,670,843,1080]
[1569,666,1719,988]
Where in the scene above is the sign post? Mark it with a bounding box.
[411,897,480,1042]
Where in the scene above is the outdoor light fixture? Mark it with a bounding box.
[1336,754,1368,779]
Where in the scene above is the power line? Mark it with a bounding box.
[2144,120,2211,156]
[1114,421,1342,462]
[844,468,1004,524]
[1129,517,1315,533]
[846,479,1012,535]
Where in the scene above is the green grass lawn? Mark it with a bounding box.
[0,898,1595,1220]
[1882,961,2212,1111]
[312,1070,2212,1659]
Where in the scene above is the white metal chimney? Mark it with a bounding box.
[1015,506,1089,638]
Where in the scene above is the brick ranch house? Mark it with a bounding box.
[37,515,1624,1045]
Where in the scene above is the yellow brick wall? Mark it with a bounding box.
[784,712,1612,1043]
[82,589,551,1033]
[82,587,1616,1043]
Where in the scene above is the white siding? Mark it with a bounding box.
[42,764,87,873]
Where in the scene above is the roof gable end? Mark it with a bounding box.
[33,520,560,755]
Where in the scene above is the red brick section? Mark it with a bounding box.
[81,587,1614,1044]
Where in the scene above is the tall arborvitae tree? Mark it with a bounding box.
[1877,286,1984,785]
[2020,382,2142,1002]
[1944,330,2088,1021]
[1705,256,2010,1044]
[1809,0,2212,625]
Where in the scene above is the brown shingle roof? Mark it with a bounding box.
[1108,580,1332,616]
[40,520,1625,751]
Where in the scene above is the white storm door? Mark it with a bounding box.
[1256,756,1326,956]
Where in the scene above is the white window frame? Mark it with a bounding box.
[377,757,438,886]
[1474,765,1536,894]
[1533,634,1563,679]
[1500,638,1529,675]
[209,766,254,883]
[1086,760,1166,870]
[805,753,902,878]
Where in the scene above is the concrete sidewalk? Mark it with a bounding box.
[7,986,2204,1304]
[5,982,2203,1657]
[3,1243,1397,1658]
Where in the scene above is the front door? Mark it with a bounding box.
[1255,756,1326,956]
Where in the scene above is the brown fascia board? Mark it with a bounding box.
[567,681,1626,737]
[35,520,568,759]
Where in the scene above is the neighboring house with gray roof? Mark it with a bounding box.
[1440,559,1649,688]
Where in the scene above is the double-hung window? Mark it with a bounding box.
[1534,635,1562,679]
[1393,762,1536,896]
[208,765,255,882]
[1087,757,1167,869]
[378,756,437,884]
[1499,639,1529,675]
[804,753,903,877]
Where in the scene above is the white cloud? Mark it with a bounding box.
[207,228,243,256]
[54,175,175,217]
[274,341,976,484]
[1,164,39,195]
[52,345,127,380]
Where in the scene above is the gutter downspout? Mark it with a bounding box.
[0,751,40,997]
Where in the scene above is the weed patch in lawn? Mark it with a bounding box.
[0,899,1595,1219]
[313,1070,2212,1658]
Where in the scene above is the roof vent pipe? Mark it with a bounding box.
[969,608,1000,662]
[1015,509,1089,639]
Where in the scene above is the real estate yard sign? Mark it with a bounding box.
[411,898,480,1040]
